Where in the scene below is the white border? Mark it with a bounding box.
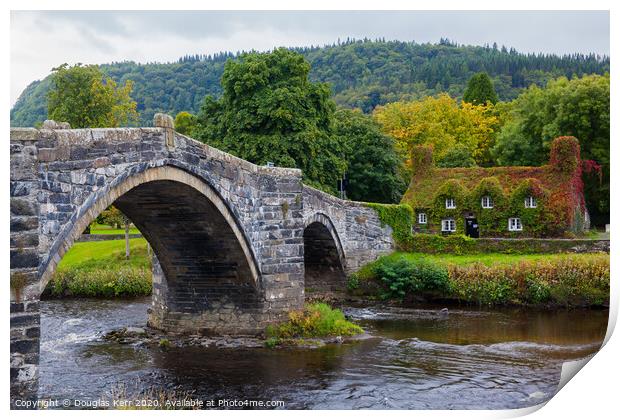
[2,2,617,419]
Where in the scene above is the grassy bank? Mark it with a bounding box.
[351,252,609,307]
[265,302,363,347]
[46,238,152,298]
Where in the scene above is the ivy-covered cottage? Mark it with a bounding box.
[401,136,591,238]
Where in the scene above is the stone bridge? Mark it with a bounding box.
[10,114,394,401]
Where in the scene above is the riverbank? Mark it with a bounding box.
[347,252,610,308]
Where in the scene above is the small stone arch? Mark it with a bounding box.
[38,165,261,294]
[303,212,347,291]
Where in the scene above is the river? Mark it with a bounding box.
[39,298,608,409]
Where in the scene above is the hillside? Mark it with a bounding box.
[10,39,609,127]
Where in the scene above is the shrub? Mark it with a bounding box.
[347,274,360,291]
[371,254,450,299]
[266,302,363,340]
[400,233,477,255]
[374,256,415,299]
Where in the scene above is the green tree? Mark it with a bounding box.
[492,73,610,223]
[174,111,197,136]
[194,48,345,193]
[463,72,498,105]
[436,144,477,168]
[47,63,138,128]
[99,206,132,259]
[334,109,406,203]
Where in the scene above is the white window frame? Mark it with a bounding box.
[524,196,537,208]
[445,198,456,209]
[481,195,493,209]
[441,218,456,232]
[418,212,427,224]
[508,217,523,231]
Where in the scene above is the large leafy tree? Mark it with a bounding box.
[492,73,610,222]
[334,109,406,203]
[174,111,197,136]
[463,72,498,105]
[436,144,477,168]
[47,63,138,128]
[194,48,345,193]
[373,94,498,167]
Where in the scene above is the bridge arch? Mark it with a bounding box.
[39,165,261,295]
[303,212,347,292]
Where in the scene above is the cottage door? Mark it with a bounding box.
[465,218,480,238]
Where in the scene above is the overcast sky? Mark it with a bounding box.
[10,10,610,105]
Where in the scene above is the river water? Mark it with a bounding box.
[39,298,608,409]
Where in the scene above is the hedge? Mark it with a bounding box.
[399,233,609,255]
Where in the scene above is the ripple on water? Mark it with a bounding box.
[38,299,607,410]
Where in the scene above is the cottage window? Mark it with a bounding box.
[524,196,537,208]
[445,198,456,209]
[418,213,427,224]
[441,218,456,232]
[481,195,493,209]
[508,217,523,231]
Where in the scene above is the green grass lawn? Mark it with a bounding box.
[390,251,609,267]
[89,223,141,235]
[58,238,150,270]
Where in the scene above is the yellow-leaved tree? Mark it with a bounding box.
[373,94,498,167]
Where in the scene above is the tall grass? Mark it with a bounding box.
[448,255,610,306]
[355,252,609,307]
[48,266,151,298]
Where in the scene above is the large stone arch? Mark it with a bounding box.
[10,119,310,404]
[303,212,347,292]
[38,165,261,294]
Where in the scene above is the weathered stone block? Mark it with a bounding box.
[10,250,40,269]
[10,217,38,232]
[10,199,36,216]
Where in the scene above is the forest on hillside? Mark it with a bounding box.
[10,38,609,127]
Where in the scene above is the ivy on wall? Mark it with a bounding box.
[467,177,505,235]
[428,179,469,233]
[412,176,563,237]
[365,203,413,245]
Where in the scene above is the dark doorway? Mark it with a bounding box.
[465,218,480,238]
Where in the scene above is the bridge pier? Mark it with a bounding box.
[147,256,298,334]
